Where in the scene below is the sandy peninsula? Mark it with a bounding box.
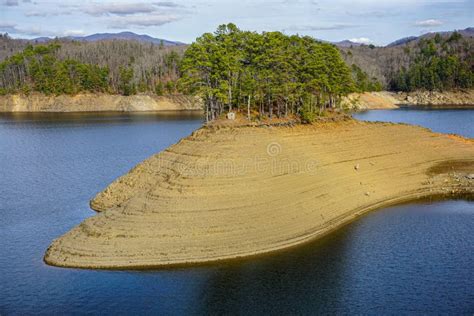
[44,119,474,269]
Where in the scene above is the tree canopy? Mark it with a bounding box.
[389,34,473,91]
[0,43,109,95]
[179,24,355,121]
[0,38,184,96]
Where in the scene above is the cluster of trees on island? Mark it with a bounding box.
[180,24,356,121]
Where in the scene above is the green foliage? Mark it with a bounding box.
[390,35,473,91]
[351,64,383,92]
[180,23,355,121]
[118,66,136,96]
[447,31,462,43]
[165,81,176,94]
[299,103,317,123]
[0,43,109,95]
[155,81,165,95]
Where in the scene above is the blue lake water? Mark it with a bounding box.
[0,110,473,315]
[353,107,474,138]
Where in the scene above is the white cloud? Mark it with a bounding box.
[107,13,180,28]
[11,26,44,36]
[1,0,19,6]
[25,10,72,17]
[62,30,86,37]
[324,0,462,4]
[415,19,443,27]
[0,22,21,34]
[0,23,86,37]
[84,3,157,16]
[83,2,181,16]
[154,1,181,7]
[349,37,372,44]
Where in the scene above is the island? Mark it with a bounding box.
[44,117,474,269]
[42,24,474,269]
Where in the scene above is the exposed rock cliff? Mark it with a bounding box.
[394,90,474,107]
[343,90,474,110]
[0,94,203,112]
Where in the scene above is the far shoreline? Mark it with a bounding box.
[0,93,203,113]
[1,89,473,113]
[344,89,474,110]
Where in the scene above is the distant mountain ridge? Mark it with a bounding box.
[25,27,474,48]
[333,40,364,48]
[387,27,474,47]
[386,36,418,47]
[32,31,185,46]
[333,27,474,48]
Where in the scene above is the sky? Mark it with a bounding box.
[0,0,473,45]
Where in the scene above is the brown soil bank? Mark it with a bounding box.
[0,93,202,112]
[44,120,474,269]
[344,89,474,110]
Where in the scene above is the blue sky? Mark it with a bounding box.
[1,0,473,45]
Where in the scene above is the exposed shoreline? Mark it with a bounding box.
[0,93,203,112]
[44,120,474,269]
[343,89,474,110]
[1,90,473,113]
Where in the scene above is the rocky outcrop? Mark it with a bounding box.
[343,89,474,110]
[44,121,474,269]
[393,90,474,107]
[0,93,203,112]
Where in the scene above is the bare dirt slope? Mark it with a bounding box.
[344,90,474,110]
[0,93,202,112]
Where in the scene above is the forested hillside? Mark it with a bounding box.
[340,29,474,91]
[0,34,183,95]
[1,27,473,100]
[389,33,473,91]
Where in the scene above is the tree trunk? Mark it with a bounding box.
[268,95,272,118]
[247,95,251,121]
[228,72,233,112]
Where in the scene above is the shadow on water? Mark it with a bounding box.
[197,229,351,315]
[193,198,474,315]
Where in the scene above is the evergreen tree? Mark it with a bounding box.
[180,24,356,122]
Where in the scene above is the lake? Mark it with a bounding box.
[0,110,473,315]
[353,107,474,138]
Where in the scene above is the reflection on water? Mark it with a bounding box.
[0,111,473,315]
[0,111,202,125]
[197,199,474,315]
